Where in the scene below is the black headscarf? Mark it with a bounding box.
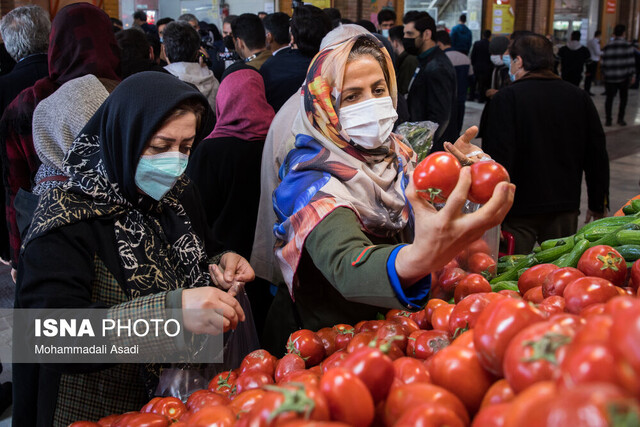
[25,71,215,298]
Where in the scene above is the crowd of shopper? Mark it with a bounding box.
[0,3,617,425]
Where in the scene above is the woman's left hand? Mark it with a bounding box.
[443,126,491,166]
[209,253,255,297]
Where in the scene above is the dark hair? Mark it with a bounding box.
[156,17,174,28]
[614,24,626,37]
[163,20,200,63]
[388,25,404,42]
[178,13,198,24]
[291,5,332,57]
[459,14,466,23]
[258,11,267,16]
[146,32,160,59]
[133,10,147,22]
[403,10,428,24]
[378,9,396,25]
[510,30,534,41]
[324,7,341,20]
[570,30,581,41]
[231,13,266,50]
[434,30,451,45]
[509,33,554,72]
[594,30,602,37]
[356,19,376,33]
[263,12,290,46]
[404,12,435,38]
[348,36,391,90]
[223,15,238,25]
[116,28,149,62]
[483,29,491,39]
[163,97,207,132]
[340,18,354,24]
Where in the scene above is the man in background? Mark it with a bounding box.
[377,9,396,38]
[558,30,590,87]
[470,29,492,102]
[263,12,290,54]
[451,14,471,55]
[133,10,157,36]
[389,25,418,95]
[601,24,635,126]
[232,13,271,70]
[585,30,602,95]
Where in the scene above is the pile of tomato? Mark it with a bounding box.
[70,250,640,427]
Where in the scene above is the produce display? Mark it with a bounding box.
[68,156,640,426]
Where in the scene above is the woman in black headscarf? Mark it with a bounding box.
[14,71,253,426]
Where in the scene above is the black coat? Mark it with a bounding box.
[0,53,48,118]
[470,39,492,76]
[260,48,312,113]
[482,75,609,216]
[407,47,458,152]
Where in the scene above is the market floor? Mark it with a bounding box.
[0,83,639,425]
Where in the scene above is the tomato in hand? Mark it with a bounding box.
[468,160,510,205]
[454,273,492,303]
[542,267,584,298]
[413,152,461,203]
[577,245,627,286]
[287,329,326,367]
[518,264,558,296]
[320,368,374,427]
[563,276,619,314]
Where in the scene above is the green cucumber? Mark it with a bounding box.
[613,245,640,262]
[631,199,640,213]
[534,238,575,263]
[623,204,637,215]
[589,221,640,248]
[576,216,638,236]
[583,224,640,242]
[540,236,574,250]
[533,246,542,253]
[616,230,640,246]
[491,281,519,292]
[498,254,526,263]
[490,255,537,284]
[555,239,590,268]
[552,253,571,267]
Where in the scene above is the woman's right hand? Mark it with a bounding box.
[182,287,246,335]
[395,167,515,286]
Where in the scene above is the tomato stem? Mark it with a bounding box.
[264,383,316,421]
[521,332,571,365]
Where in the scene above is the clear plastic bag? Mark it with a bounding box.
[395,121,439,162]
[154,289,260,401]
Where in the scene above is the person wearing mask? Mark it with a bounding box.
[403,11,457,152]
[187,66,275,336]
[115,29,167,77]
[477,35,510,140]
[156,17,173,65]
[469,29,492,102]
[389,25,419,95]
[132,10,157,36]
[585,30,602,95]
[558,30,590,87]
[163,21,219,112]
[14,72,252,426]
[232,13,271,70]
[262,33,514,353]
[263,12,290,54]
[261,6,332,112]
[602,24,636,126]
[482,33,609,253]
[377,9,397,38]
[450,14,472,55]
[0,3,121,281]
[435,30,472,137]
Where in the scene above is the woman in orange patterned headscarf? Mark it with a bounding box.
[264,34,515,355]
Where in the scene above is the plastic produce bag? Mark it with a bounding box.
[155,289,260,401]
[395,121,438,162]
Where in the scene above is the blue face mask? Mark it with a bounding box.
[381,29,390,38]
[135,152,188,201]
[503,55,516,81]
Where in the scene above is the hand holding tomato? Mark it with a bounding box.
[397,167,515,285]
[443,126,490,165]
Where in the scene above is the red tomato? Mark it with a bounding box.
[573,314,612,346]
[389,316,420,334]
[275,353,306,383]
[150,397,186,421]
[631,259,640,291]
[395,403,465,427]
[392,357,431,386]
[407,309,430,329]
[240,349,278,377]
[480,379,515,408]
[346,332,375,353]
[577,245,627,286]
[542,267,584,298]
[467,253,497,277]
[332,324,355,350]
[279,370,320,389]
[503,321,576,393]
[503,381,558,427]
[320,368,374,427]
[229,389,266,417]
[428,344,493,415]
[450,329,476,349]
[342,347,395,403]
[474,297,545,377]
[69,422,100,427]
[316,327,338,357]
[563,276,619,314]
[368,337,405,361]
[97,414,121,426]
[186,405,236,427]
[141,397,161,413]
[321,349,348,373]
[406,330,451,360]
[354,320,383,333]
[609,300,640,396]
[384,383,469,427]
[467,238,492,256]
[580,302,606,317]
[454,273,492,303]
[286,330,326,367]
[187,390,230,413]
[537,295,566,317]
[523,286,544,304]
[468,160,510,204]
[498,289,522,299]
[604,295,640,315]
[236,372,274,394]
[448,292,501,336]
[431,304,455,332]
[413,152,461,203]
[375,322,410,352]
[439,267,468,297]
[557,342,618,389]
[208,370,238,397]
[112,413,170,427]
[518,264,558,295]
[471,403,510,427]
[426,299,449,327]
[237,383,329,427]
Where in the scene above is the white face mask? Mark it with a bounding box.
[490,55,503,66]
[338,96,398,150]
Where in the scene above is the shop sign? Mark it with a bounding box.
[606,0,616,14]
